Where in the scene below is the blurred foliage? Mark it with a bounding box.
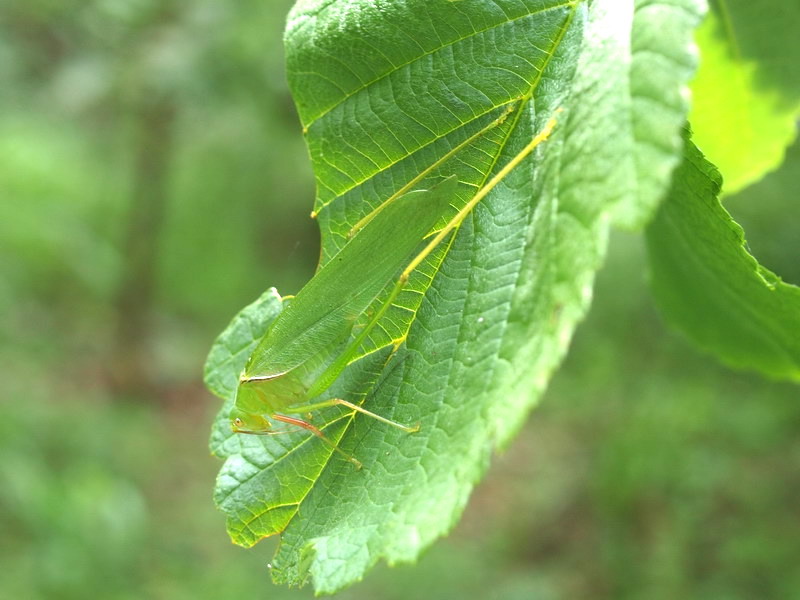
[0,0,317,359]
[689,2,800,195]
[0,1,798,598]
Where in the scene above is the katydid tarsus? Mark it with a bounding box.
[232,109,560,469]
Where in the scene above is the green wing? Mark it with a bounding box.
[242,176,459,379]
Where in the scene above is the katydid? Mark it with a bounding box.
[232,111,560,468]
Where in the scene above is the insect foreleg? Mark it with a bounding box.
[230,427,297,435]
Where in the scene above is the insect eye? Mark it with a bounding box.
[233,418,244,428]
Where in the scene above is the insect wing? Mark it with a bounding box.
[243,176,459,379]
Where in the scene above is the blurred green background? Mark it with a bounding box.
[1,2,798,598]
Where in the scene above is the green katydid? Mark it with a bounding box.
[231,109,560,468]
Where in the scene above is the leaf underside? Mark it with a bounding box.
[646,136,800,382]
[206,0,705,594]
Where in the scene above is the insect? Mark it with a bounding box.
[231,109,561,468]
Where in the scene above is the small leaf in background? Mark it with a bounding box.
[689,1,800,195]
[646,136,800,382]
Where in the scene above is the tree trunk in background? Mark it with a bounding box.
[109,94,177,398]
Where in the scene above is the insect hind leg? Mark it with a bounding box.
[271,413,363,470]
[284,397,420,433]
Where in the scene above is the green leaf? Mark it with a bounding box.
[208,0,705,593]
[689,1,800,195]
[204,288,284,456]
[646,135,800,382]
[205,288,363,543]
[609,0,710,229]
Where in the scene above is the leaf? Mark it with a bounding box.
[646,135,800,382]
[204,288,284,456]
[689,1,800,195]
[207,0,705,593]
[205,288,364,542]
